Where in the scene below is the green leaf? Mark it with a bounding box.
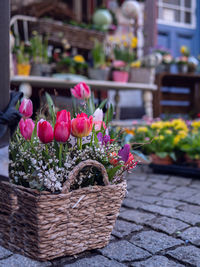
[98,98,107,110]
[45,92,56,125]
[156,152,168,158]
[54,140,59,160]
[31,119,38,144]
[107,165,122,181]
[169,152,176,161]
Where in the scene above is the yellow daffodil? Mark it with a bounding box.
[73,55,85,63]
[191,121,200,129]
[131,60,141,68]
[137,127,148,133]
[131,37,138,49]
[165,129,172,135]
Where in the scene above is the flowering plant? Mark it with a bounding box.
[9,82,137,192]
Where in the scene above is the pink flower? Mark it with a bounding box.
[37,119,54,144]
[54,121,71,143]
[56,110,71,131]
[71,82,91,100]
[19,118,35,140]
[113,60,126,68]
[93,121,106,131]
[71,113,93,138]
[19,98,33,118]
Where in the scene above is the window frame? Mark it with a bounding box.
[157,0,196,29]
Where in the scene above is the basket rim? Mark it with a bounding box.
[0,180,127,197]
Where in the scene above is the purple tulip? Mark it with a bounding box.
[118,144,130,163]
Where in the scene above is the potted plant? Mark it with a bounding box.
[73,54,88,76]
[30,31,51,76]
[88,39,110,80]
[151,46,173,73]
[112,46,134,82]
[176,46,190,73]
[16,42,31,76]
[0,82,138,261]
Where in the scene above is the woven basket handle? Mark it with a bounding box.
[62,159,109,193]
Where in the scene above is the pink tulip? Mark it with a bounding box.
[54,121,71,143]
[19,118,35,140]
[37,119,54,144]
[56,110,71,129]
[93,121,106,131]
[19,98,33,118]
[71,82,91,100]
[71,113,93,138]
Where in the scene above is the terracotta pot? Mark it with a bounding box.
[184,154,194,164]
[17,64,31,76]
[151,154,173,165]
[112,71,129,83]
[196,160,200,168]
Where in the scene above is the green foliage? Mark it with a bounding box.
[30,31,49,64]
[114,47,135,64]
[91,39,106,68]
[16,43,30,64]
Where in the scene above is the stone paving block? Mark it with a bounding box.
[0,254,51,267]
[145,216,189,235]
[0,246,12,260]
[122,198,145,209]
[129,187,163,197]
[130,230,183,254]
[167,245,200,267]
[186,193,200,205]
[119,210,156,224]
[151,182,176,192]
[180,227,200,246]
[155,199,181,208]
[189,180,200,189]
[64,255,126,267]
[177,203,200,214]
[99,240,150,262]
[139,203,200,225]
[129,195,161,204]
[167,176,192,186]
[131,255,184,267]
[161,187,198,201]
[147,174,170,180]
[112,220,143,238]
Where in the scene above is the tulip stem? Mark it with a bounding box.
[59,143,63,168]
[80,138,82,150]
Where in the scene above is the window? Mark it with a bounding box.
[157,0,196,28]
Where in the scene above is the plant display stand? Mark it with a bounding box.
[150,163,200,178]
[0,160,126,261]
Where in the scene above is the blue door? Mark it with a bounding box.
[157,0,200,60]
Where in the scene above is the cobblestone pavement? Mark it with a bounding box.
[1,166,200,266]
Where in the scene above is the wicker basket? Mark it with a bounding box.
[30,19,106,50]
[0,160,126,261]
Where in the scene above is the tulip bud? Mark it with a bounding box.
[19,98,33,118]
[71,82,91,100]
[37,119,54,144]
[19,118,35,140]
[54,121,70,143]
[71,113,93,138]
[56,110,71,130]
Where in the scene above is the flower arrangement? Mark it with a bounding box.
[9,82,137,192]
[125,118,190,164]
[15,42,31,76]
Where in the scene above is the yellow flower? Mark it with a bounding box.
[165,129,172,135]
[191,121,200,129]
[73,55,85,63]
[180,45,188,55]
[137,127,148,133]
[131,60,141,68]
[121,35,127,41]
[159,135,164,141]
[151,121,164,130]
[131,37,138,49]
[123,41,128,47]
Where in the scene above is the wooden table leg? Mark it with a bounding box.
[143,90,153,118]
[114,90,120,120]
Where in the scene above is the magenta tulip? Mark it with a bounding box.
[37,119,54,144]
[54,121,71,143]
[19,98,33,118]
[71,82,91,100]
[56,110,71,129]
[19,118,35,140]
[71,113,93,138]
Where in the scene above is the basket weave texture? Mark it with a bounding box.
[31,19,105,50]
[0,160,126,261]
